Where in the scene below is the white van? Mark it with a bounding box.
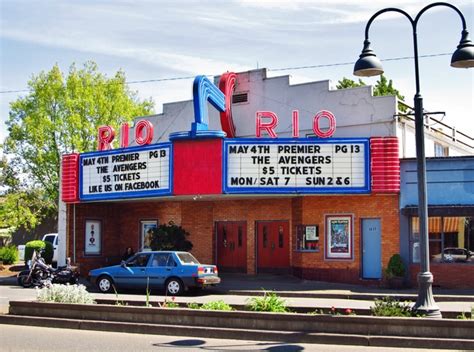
[42,233,58,264]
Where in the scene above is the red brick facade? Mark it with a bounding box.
[409,264,473,289]
[68,194,399,284]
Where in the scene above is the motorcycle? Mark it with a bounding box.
[17,250,79,288]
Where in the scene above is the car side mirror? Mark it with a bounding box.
[120,260,126,268]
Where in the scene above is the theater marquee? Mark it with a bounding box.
[79,143,172,201]
[223,138,370,194]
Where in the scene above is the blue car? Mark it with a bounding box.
[88,251,220,295]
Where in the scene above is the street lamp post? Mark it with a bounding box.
[353,2,474,318]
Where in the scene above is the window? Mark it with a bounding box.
[410,216,473,264]
[295,225,319,251]
[232,92,248,104]
[263,225,268,248]
[177,252,200,265]
[151,253,175,267]
[127,253,151,267]
[434,142,449,157]
[238,226,243,247]
[278,226,284,248]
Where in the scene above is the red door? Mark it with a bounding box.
[216,221,247,272]
[257,221,290,273]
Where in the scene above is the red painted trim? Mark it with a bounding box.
[61,153,80,203]
[370,137,400,193]
[120,123,130,148]
[313,110,336,138]
[256,111,278,138]
[173,139,223,195]
[218,72,237,138]
[97,126,115,151]
[135,120,154,145]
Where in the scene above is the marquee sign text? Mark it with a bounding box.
[223,139,370,194]
[79,144,172,200]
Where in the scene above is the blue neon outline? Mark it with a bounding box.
[79,143,173,201]
[191,76,226,135]
[222,138,371,194]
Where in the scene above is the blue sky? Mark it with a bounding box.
[1,0,473,144]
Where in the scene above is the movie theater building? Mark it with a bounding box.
[59,69,472,285]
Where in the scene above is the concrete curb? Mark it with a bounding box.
[221,289,474,302]
[1,313,473,350]
[8,301,474,339]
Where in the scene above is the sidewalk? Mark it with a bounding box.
[2,272,473,316]
[215,273,474,301]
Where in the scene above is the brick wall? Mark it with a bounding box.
[294,194,400,285]
[68,194,400,283]
[409,264,474,289]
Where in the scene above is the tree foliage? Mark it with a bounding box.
[150,221,193,252]
[336,74,407,112]
[2,62,154,229]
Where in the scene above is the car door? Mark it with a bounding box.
[114,253,151,288]
[147,253,178,289]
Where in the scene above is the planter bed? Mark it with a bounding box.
[8,300,474,341]
[94,298,464,319]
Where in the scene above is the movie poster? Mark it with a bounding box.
[85,220,101,255]
[325,215,353,259]
[141,220,158,251]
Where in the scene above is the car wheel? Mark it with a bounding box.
[165,278,183,296]
[97,276,114,293]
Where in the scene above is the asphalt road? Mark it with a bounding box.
[0,324,464,352]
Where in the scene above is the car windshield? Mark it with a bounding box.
[177,252,200,265]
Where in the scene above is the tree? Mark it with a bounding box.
[150,221,193,252]
[336,74,407,112]
[2,62,154,229]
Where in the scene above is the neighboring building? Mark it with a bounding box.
[59,69,473,288]
[400,156,474,289]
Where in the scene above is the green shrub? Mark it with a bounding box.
[0,245,19,264]
[163,301,180,308]
[150,221,193,251]
[36,284,95,304]
[200,300,233,311]
[187,302,200,309]
[370,296,414,317]
[385,254,406,278]
[25,240,53,264]
[247,291,288,313]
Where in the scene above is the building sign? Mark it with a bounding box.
[79,143,172,201]
[223,138,370,194]
[84,219,101,255]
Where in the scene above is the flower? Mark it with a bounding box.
[345,308,352,315]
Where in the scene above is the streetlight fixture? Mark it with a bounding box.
[354,2,474,318]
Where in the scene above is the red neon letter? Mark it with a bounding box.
[292,110,299,138]
[97,125,115,151]
[256,111,278,138]
[313,110,336,138]
[135,120,154,145]
[120,123,129,148]
[218,72,237,138]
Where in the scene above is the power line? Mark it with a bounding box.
[0,52,452,95]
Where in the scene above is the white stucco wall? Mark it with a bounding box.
[130,68,398,145]
[129,68,472,156]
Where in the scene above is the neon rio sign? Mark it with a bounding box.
[97,72,336,151]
